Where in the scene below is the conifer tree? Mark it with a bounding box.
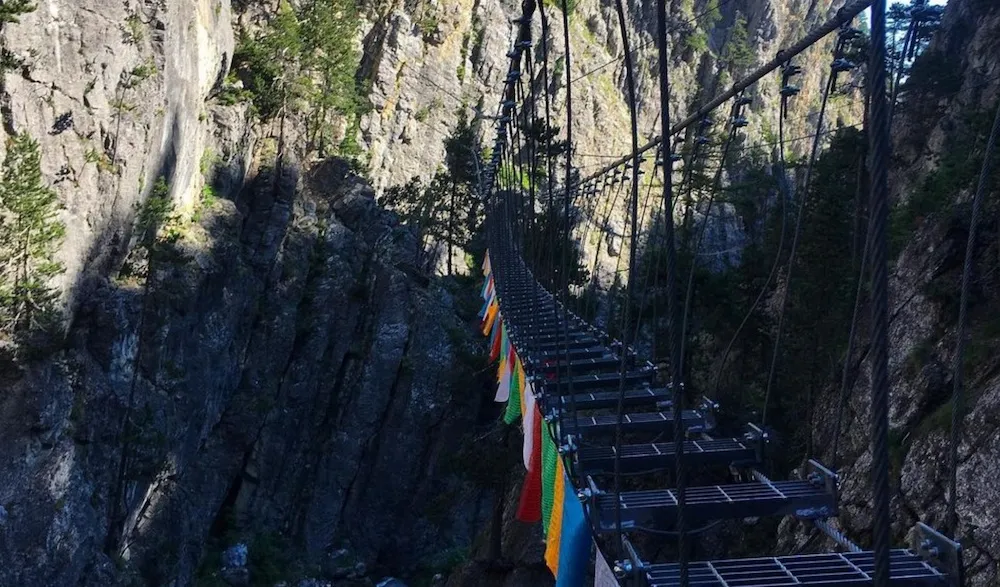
[0,0,35,25]
[300,0,361,154]
[232,0,304,119]
[722,13,755,75]
[0,0,35,74]
[0,133,65,336]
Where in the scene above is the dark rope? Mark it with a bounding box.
[655,0,687,579]
[558,0,578,472]
[611,0,641,558]
[586,173,627,322]
[867,1,893,583]
[888,16,916,122]
[833,152,871,470]
[948,98,1000,535]
[713,119,789,404]
[538,5,557,291]
[678,121,739,378]
[762,71,836,429]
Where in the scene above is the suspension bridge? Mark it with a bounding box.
[472,0,996,584]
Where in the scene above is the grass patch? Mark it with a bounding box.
[915,400,953,437]
[889,428,908,483]
[124,13,144,44]
[903,338,934,379]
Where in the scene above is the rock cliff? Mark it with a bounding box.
[776,1,1000,585]
[0,1,495,585]
[359,0,864,190]
[2,0,998,584]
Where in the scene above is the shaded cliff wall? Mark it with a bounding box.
[777,2,1000,586]
[0,1,497,585]
[361,0,864,192]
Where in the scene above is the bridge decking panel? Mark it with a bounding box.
[567,410,705,436]
[577,438,755,474]
[594,479,835,530]
[645,550,946,586]
[557,386,673,411]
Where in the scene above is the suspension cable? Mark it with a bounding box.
[833,151,871,469]
[761,70,836,429]
[948,98,1000,535]
[611,0,642,558]
[557,0,579,476]
[713,142,789,403]
[867,0,894,583]
[678,118,739,378]
[655,0,687,579]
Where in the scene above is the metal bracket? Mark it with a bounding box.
[618,536,648,586]
[738,423,768,466]
[558,434,578,456]
[913,522,964,587]
[584,476,603,520]
[794,460,839,520]
[695,395,719,432]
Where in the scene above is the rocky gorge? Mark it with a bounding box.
[0,0,997,585]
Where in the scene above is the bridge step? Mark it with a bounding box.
[576,437,757,475]
[516,325,595,341]
[644,550,947,587]
[566,409,707,436]
[592,479,836,531]
[539,370,655,393]
[556,386,672,411]
[521,338,605,353]
[537,355,625,375]
[518,307,586,327]
[525,345,609,362]
[520,324,596,340]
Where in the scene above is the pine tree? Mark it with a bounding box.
[300,0,361,154]
[722,14,755,75]
[0,0,35,25]
[0,133,65,336]
[0,1,35,75]
[232,0,304,119]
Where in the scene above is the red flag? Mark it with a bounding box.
[516,404,543,522]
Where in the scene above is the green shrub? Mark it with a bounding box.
[685,30,708,54]
[0,133,66,339]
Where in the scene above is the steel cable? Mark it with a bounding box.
[866,1,893,583]
[948,98,1000,535]
[610,0,642,557]
[762,70,836,429]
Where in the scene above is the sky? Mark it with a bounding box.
[863,0,949,26]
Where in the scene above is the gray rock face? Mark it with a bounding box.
[360,0,860,193]
[0,1,498,585]
[1,0,237,314]
[783,1,1000,585]
[0,155,491,585]
[359,0,862,287]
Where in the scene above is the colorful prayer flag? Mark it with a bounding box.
[545,458,566,575]
[489,316,502,361]
[540,422,558,534]
[495,335,513,402]
[554,473,589,587]
[545,463,589,587]
[516,404,543,522]
[522,378,536,469]
[481,301,498,336]
[503,353,523,424]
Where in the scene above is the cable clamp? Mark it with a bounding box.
[612,560,633,579]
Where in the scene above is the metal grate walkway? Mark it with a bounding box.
[577,437,756,474]
[645,550,947,586]
[593,479,836,531]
